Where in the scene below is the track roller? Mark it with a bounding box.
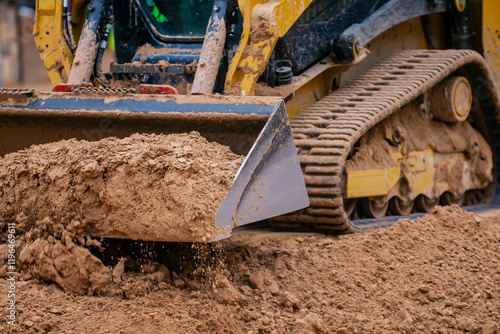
[343,198,357,217]
[389,197,414,216]
[415,195,439,213]
[440,192,465,206]
[361,197,388,219]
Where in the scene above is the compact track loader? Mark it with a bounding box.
[1,0,500,241]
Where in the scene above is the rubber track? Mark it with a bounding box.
[272,50,500,232]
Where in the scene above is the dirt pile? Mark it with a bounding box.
[0,131,243,242]
[0,131,243,294]
[1,205,499,333]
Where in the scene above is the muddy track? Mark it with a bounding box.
[272,50,500,231]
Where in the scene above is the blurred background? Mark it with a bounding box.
[0,0,52,90]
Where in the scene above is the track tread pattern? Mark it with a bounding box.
[273,50,499,232]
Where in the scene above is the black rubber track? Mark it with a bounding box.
[272,50,500,232]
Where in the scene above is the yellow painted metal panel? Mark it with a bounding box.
[34,0,74,86]
[38,0,56,14]
[346,142,491,202]
[412,165,434,197]
[284,59,342,119]
[225,0,313,96]
[346,167,400,198]
[483,0,500,85]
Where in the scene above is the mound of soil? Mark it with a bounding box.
[0,132,243,295]
[0,131,243,242]
[0,206,498,333]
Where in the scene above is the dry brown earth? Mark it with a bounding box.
[0,132,243,245]
[0,205,498,334]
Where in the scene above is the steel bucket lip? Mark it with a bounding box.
[214,100,309,241]
[0,90,284,118]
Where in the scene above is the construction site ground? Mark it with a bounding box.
[1,205,499,333]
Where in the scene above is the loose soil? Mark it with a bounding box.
[0,132,243,297]
[0,206,499,333]
[0,132,243,243]
[254,82,294,98]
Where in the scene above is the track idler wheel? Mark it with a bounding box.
[361,197,388,219]
[431,76,472,122]
[415,195,439,213]
[389,197,414,216]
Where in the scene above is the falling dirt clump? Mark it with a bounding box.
[0,214,112,295]
[0,132,243,294]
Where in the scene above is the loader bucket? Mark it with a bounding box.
[0,89,308,241]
